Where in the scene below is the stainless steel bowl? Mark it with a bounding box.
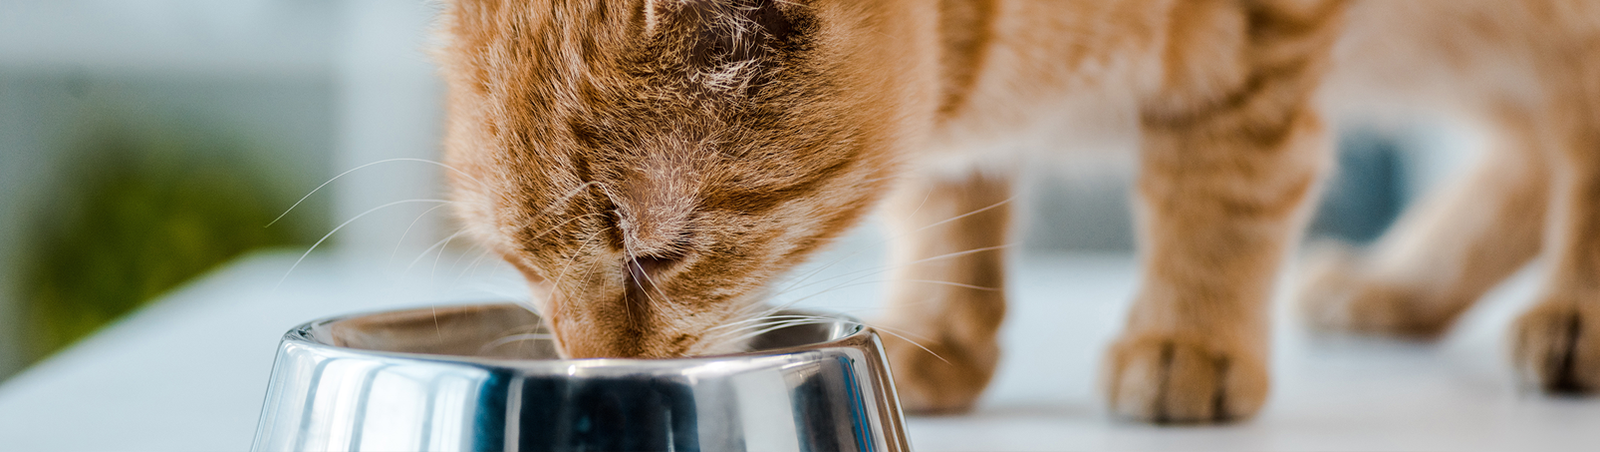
[251,303,910,452]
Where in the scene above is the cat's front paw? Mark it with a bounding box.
[1104,334,1268,423]
[881,332,998,415]
[1511,300,1600,393]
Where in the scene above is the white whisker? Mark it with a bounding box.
[431,231,465,276]
[454,247,496,282]
[860,323,950,364]
[267,158,484,229]
[776,243,1016,297]
[775,195,1014,296]
[907,195,1017,236]
[708,318,834,347]
[276,199,452,290]
[700,315,948,365]
[391,202,455,263]
[776,279,1000,311]
[479,333,554,355]
[523,181,609,224]
[405,229,469,274]
[551,230,606,291]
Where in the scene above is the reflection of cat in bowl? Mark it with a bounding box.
[318,303,555,358]
[434,0,1600,423]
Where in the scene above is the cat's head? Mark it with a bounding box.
[437,0,922,358]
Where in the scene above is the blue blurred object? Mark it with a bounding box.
[1310,129,1408,244]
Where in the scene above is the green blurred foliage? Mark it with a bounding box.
[18,120,317,360]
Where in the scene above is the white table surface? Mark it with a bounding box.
[2,237,1598,451]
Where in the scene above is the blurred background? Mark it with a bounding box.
[0,0,449,381]
[0,0,1476,383]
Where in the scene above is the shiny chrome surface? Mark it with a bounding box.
[251,304,909,452]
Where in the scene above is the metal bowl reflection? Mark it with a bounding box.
[251,303,909,452]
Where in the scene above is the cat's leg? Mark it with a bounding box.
[1106,112,1327,423]
[1105,1,1343,423]
[878,169,1012,414]
[1301,114,1548,339]
[1509,109,1600,393]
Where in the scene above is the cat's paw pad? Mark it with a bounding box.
[881,333,998,415]
[1297,245,1451,338]
[1511,301,1600,393]
[1104,335,1267,423]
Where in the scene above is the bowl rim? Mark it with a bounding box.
[280,302,875,371]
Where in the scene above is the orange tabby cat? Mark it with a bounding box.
[436,0,1600,424]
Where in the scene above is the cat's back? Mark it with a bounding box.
[925,0,1172,163]
[1328,0,1600,117]
[932,0,1349,162]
